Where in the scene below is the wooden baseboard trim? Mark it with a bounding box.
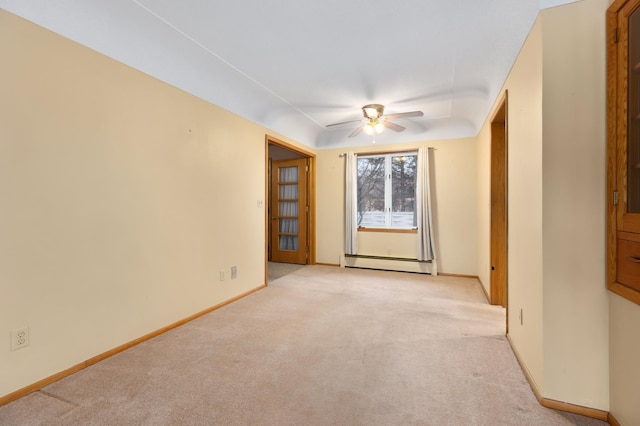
[439,272,480,279]
[0,284,267,407]
[505,335,610,423]
[314,262,340,267]
[540,398,609,422]
[608,412,621,426]
[476,276,491,304]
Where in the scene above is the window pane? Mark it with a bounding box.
[279,184,298,200]
[280,166,298,183]
[357,157,385,227]
[279,201,298,217]
[391,155,417,228]
[279,219,298,234]
[279,235,298,251]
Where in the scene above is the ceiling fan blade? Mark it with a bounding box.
[384,121,406,132]
[348,126,364,138]
[326,119,361,128]
[384,111,424,120]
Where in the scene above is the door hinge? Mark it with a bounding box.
[305,165,309,172]
[614,191,619,206]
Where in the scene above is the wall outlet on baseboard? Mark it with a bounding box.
[11,327,30,351]
[230,266,237,280]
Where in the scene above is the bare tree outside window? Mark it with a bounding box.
[391,155,417,228]
[357,157,385,227]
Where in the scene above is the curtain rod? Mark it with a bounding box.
[339,147,436,157]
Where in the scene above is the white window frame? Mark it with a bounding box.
[357,151,417,230]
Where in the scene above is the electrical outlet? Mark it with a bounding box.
[11,327,29,351]
[231,266,237,280]
[219,271,225,281]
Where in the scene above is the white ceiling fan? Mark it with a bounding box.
[326,104,424,138]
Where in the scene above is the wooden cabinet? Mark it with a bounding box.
[608,0,640,305]
[616,235,640,292]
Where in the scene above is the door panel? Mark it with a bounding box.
[271,158,308,264]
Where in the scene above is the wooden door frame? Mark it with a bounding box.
[265,136,316,284]
[490,93,508,312]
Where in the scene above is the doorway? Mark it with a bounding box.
[265,137,316,281]
[490,94,508,309]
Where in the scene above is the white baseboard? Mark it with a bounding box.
[343,254,436,275]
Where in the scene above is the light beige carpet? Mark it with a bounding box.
[0,266,608,425]
[268,261,306,282]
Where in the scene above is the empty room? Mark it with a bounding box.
[0,0,638,425]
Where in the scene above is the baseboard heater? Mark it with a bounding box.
[342,254,437,275]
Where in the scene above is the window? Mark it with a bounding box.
[357,152,417,229]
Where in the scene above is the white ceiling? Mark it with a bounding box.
[0,0,579,149]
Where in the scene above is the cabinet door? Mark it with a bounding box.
[608,0,640,305]
[618,1,640,233]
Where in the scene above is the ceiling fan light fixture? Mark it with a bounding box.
[326,103,422,139]
[363,120,385,135]
[362,104,384,119]
[363,107,378,119]
[363,122,375,135]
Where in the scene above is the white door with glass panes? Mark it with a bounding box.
[270,158,308,264]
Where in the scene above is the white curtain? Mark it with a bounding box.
[344,152,358,255]
[416,147,437,274]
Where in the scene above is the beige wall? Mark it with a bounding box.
[0,10,305,398]
[316,138,478,276]
[540,0,609,409]
[478,0,611,411]
[477,16,545,391]
[610,293,640,425]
